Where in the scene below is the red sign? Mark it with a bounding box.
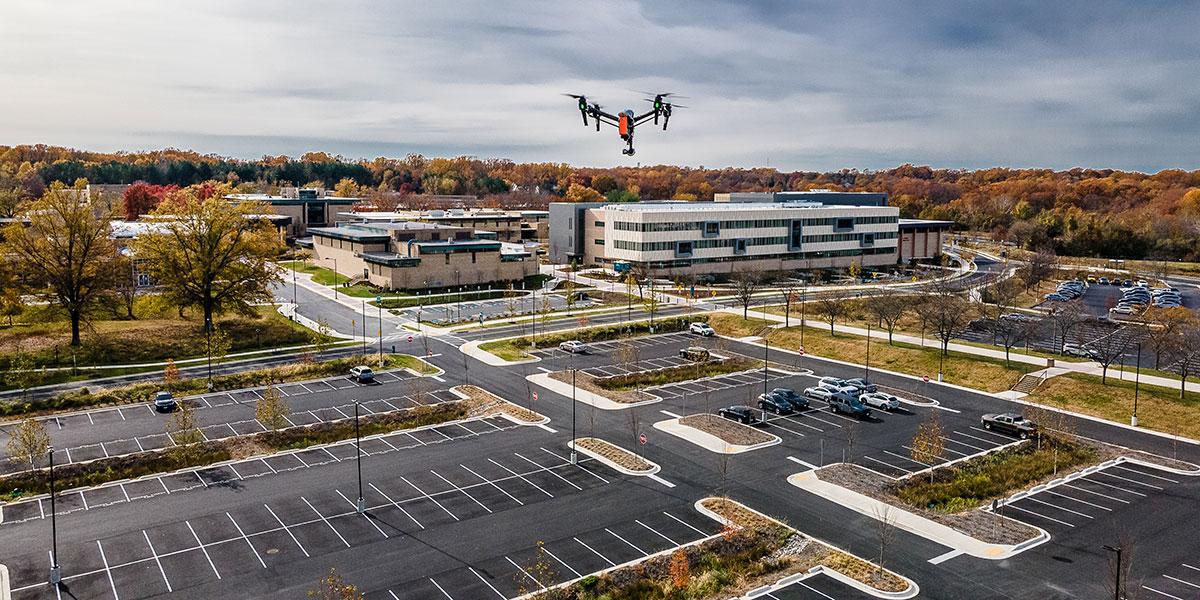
[639,433,647,445]
[798,348,805,356]
[407,335,413,343]
[922,375,930,383]
[532,391,538,402]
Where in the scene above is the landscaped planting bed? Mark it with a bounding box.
[595,358,758,391]
[0,401,467,500]
[479,315,705,361]
[455,384,546,424]
[549,370,655,404]
[679,414,776,446]
[575,437,653,473]
[0,353,437,419]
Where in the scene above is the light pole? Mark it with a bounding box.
[361,300,367,356]
[865,324,872,380]
[292,260,297,307]
[355,402,364,513]
[49,447,60,586]
[800,286,806,348]
[205,316,214,390]
[570,368,578,464]
[763,335,770,397]
[455,270,462,323]
[1103,544,1122,600]
[1132,343,1141,426]
[377,297,383,364]
[333,258,339,300]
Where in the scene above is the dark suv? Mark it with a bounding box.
[717,405,759,424]
[761,388,809,411]
[756,393,795,415]
[827,393,871,419]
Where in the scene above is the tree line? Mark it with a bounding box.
[5,144,1200,259]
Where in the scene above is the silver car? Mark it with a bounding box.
[859,391,900,411]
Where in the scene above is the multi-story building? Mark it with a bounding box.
[714,190,888,206]
[338,208,551,243]
[550,200,935,277]
[226,188,360,239]
[307,221,535,291]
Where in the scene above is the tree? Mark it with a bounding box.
[133,191,283,332]
[256,384,290,430]
[868,289,908,344]
[308,567,364,600]
[1167,318,1200,400]
[121,182,176,221]
[1088,329,1131,384]
[777,276,801,327]
[309,318,332,358]
[163,358,180,385]
[910,412,945,482]
[994,317,1033,364]
[167,399,202,454]
[982,278,1022,345]
[6,418,49,471]
[1045,300,1090,354]
[926,288,973,357]
[5,353,37,397]
[564,182,602,203]
[1145,307,1191,369]
[847,260,862,282]
[814,290,848,335]
[873,505,897,582]
[113,254,138,319]
[0,259,24,326]
[669,548,691,590]
[333,177,362,198]
[1022,249,1057,292]
[563,276,577,315]
[2,182,121,346]
[731,271,760,319]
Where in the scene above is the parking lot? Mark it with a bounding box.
[527,331,698,360]
[755,573,880,600]
[1142,562,1200,599]
[403,292,594,326]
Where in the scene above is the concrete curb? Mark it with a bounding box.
[787,469,1050,560]
[694,498,919,600]
[459,339,539,367]
[449,385,550,426]
[0,564,8,600]
[567,439,660,476]
[526,372,660,410]
[653,416,781,454]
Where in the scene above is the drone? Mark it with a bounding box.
[564,92,685,155]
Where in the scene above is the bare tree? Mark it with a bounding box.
[994,317,1033,365]
[1046,300,1090,354]
[1022,249,1058,292]
[1166,317,1200,400]
[1145,307,1191,369]
[873,505,897,581]
[814,289,848,335]
[925,284,974,357]
[6,418,50,471]
[732,271,761,319]
[1088,328,1131,384]
[911,412,945,482]
[868,289,908,344]
[778,276,802,327]
[982,278,1023,345]
[167,400,202,458]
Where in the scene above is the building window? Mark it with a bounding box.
[444,254,450,265]
[734,239,747,254]
[675,241,693,257]
[703,221,720,237]
[835,217,854,231]
[594,220,604,227]
[594,239,604,245]
[862,233,875,246]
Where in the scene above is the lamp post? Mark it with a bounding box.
[1103,544,1122,600]
[1132,343,1141,427]
[865,324,872,380]
[333,258,339,300]
[570,368,578,464]
[455,270,462,323]
[800,286,806,348]
[292,260,297,307]
[763,335,770,397]
[361,300,367,356]
[48,447,60,586]
[355,402,364,513]
[377,296,384,364]
[205,316,214,391]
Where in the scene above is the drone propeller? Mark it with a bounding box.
[564,93,590,126]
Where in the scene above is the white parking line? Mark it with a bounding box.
[1078,476,1147,497]
[263,503,309,556]
[302,496,351,547]
[543,545,583,578]
[1094,470,1163,490]
[1045,490,1111,511]
[429,577,455,599]
[461,464,523,506]
[574,536,616,566]
[470,567,506,599]
[884,449,933,467]
[226,512,267,568]
[1163,575,1200,590]
[941,436,985,452]
[863,455,911,474]
[662,511,707,536]
[401,476,460,521]
[515,452,582,490]
[506,555,546,591]
[1142,586,1184,599]
[1007,504,1075,528]
[541,447,610,483]
[96,540,121,599]
[1024,496,1093,519]
[489,458,554,497]
[606,527,648,555]
[186,520,222,578]
[636,519,678,545]
[368,482,424,529]
[954,430,1003,446]
[1114,464,1179,483]
[336,489,388,538]
[430,470,493,514]
[143,530,172,592]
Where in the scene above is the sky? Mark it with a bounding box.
[1,0,1198,172]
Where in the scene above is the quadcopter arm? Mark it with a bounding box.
[632,109,659,126]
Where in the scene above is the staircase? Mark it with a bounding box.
[1011,373,1045,394]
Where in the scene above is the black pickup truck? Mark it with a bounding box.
[981,412,1038,439]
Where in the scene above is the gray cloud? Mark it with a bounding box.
[0,0,1198,172]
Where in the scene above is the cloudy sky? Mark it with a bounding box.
[1,0,1198,172]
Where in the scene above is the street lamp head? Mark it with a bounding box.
[1103,545,1121,553]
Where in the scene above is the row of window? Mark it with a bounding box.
[610,215,897,232]
[607,232,893,252]
[801,231,898,244]
[633,247,897,269]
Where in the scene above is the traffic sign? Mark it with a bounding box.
[922,375,930,383]
[639,433,647,445]
[407,335,413,343]
[532,391,538,402]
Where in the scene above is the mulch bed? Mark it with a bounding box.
[548,370,655,404]
[679,414,775,446]
[457,384,546,423]
[818,463,1040,545]
[576,437,653,472]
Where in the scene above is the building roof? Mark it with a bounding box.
[306,225,391,243]
[600,201,894,213]
[899,218,955,228]
[225,193,359,205]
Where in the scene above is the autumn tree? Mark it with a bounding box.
[121,182,176,221]
[1,182,121,345]
[669,548,691,589]
[564,182,602,203]
[6,418,50,470]
[0,258,24,325]
[308,568,364,600]
[910,412,945,482]
[163,358,180,385]
[256,384,290,430]
[133,191,283,331]
[167,399,202,456]
[1021,249,1057,292]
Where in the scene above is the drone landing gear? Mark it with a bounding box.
[622,148,636,156]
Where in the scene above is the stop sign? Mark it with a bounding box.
[639,433,647,445]
[922,375,930,383]
[407,335,413,343]
[532,391,538,402]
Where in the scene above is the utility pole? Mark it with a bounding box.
[455,270,462,323]
[865,323,872,379]
[377,297,384,364]
[1103,545,1122,600]
[361,300,367,356]
[570,368,578,464]
[355,402,364,513]
[49,447,60,586]
[333,258,339,300]
[1132,343,1141,426]
[763,336,769,397]
[800,286,806,348]
[205,316,214,391]
[292,259,297,306]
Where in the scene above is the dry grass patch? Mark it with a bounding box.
[549,370,656,404]
[679,414,775,446]
[1031,372,1200,440]
[576,437,653,472]
[456,384,546,423]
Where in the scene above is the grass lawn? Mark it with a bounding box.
[706,313,1035,393]
[597,358,759,391]
[0,304,325,373]
[1030,372,1200,438]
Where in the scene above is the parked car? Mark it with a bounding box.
[842,378,878,394]
[679,346,711,361]
[689,322,715,336]
[153,390,176,412]
[981,412,1038,439]
[756,393,795,415]
[349,365,375,383]
[765,387,810,411]
[559,340,588,354]
[717,405,759,424]
[859,391,900,411]
[827,393,871,418]
[817,376,847,391]
[1061,342,1087,357]
[1110,306,1135,315]
[1044,293,1069,302]
[1122,279,1133,286]
[1098,277,1110,285]
[803,386,834,401]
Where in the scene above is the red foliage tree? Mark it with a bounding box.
[122,182,177,221]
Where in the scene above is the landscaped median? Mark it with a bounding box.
[568,437,658,475]
[1,401,467,500]
[452,384,548,425]
[476,315,705,363]
[0,353,440,419]
[654,414,780,454]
